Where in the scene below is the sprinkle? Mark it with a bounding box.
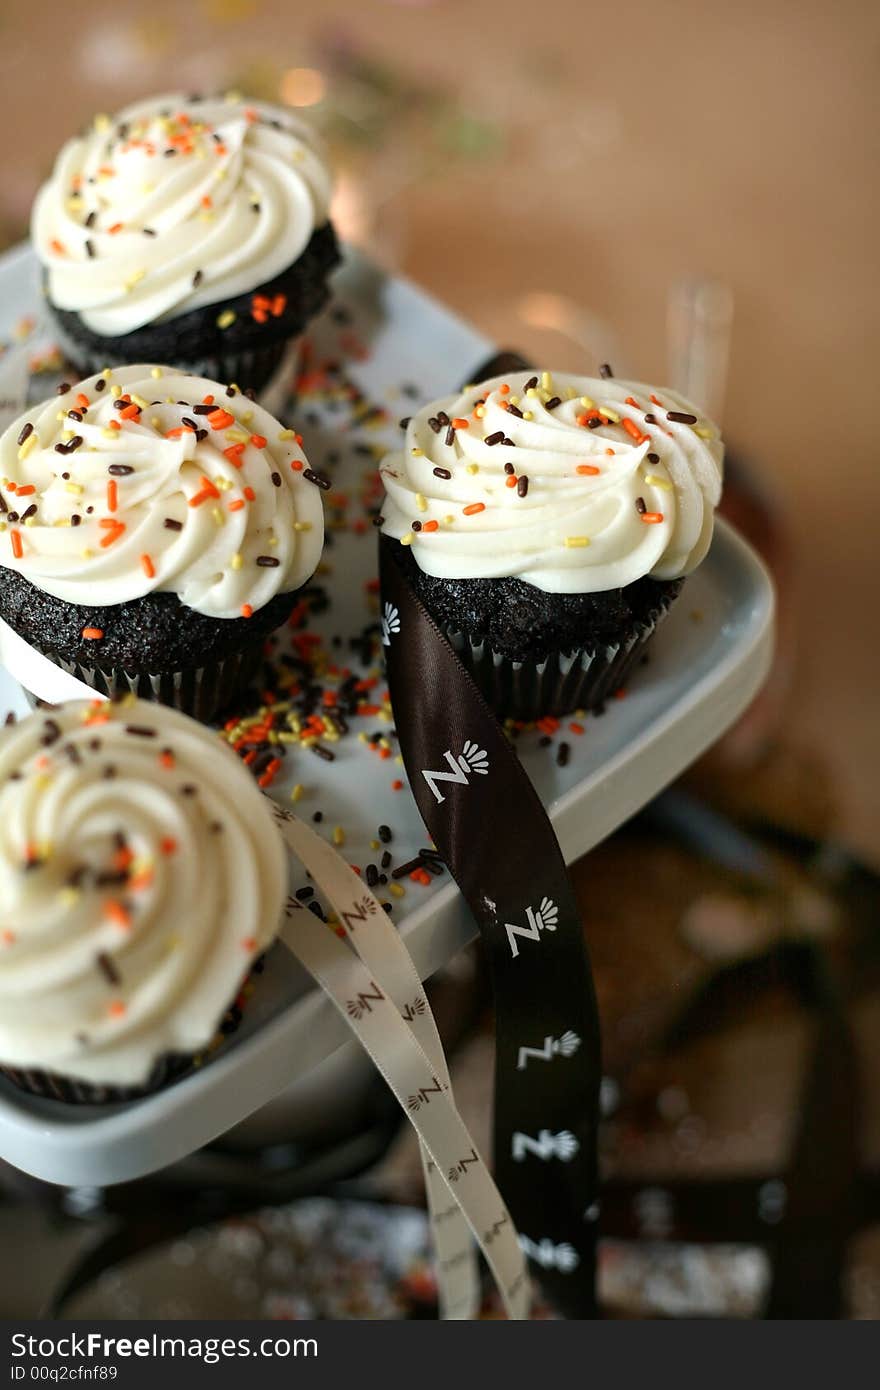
[641,511,665,524]
[400,532,415,546]
[250,433,267,449]
[108,1001,126,1019]
[415,492,427,512]
[332,826,345,846]
[303,469,331,491]
[635,497,647,515]
[422,519,439,532]
[256,555,280,567]
[207,408,235,430]
[462,502,485,516]
[667,410,697,424]
[693,426,714,439]
[452,418,469,430]
[622,417,649,444]
[163,518,183,531]
[599,363,614,378]
[16,423,33,447]
[230,552,243,570]
[99,520,126,547]
[189,478,221,507]
[81,627,104,640]
[10,530,22,559]
[564,536,590,547]
[517,476,529,498]
[107,480,118,512]
[599,407,621,423]
[241,603,254,618]
[17,433,38,461]
[217,309,236,329]
[141,554,156,579]
[644,473,673,490]
[505,475,518,487]
[103,899,131,932]
[576,464,601,476]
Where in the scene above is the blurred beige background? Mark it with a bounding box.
[1,0,878,858]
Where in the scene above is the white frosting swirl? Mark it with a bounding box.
[380,372,723,592]
[0,700,286,1086]
[32,93,333,337]
[0,364,324,620]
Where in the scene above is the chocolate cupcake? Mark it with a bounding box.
[31,93,340,395]
[0,699,287,1104]
[0,364,325,721]
[380,370,723,719]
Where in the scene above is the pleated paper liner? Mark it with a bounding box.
[28,639,264,725]
[444,596,678,722]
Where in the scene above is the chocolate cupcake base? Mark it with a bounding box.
[44,222,341,395]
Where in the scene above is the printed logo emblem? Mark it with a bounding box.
[380,601,400,646]
[512,1129,580,1163]
[517,1030,582,1070]
[518,1235,580,1272]
[422,741,489,804]
[505,896,558,959]
[345,982,384,1020]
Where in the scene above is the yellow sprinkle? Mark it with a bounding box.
[230,552,243,571]
[293,521,312,532]
[64,482,84,495]
[240,411,253,425]
[217,309,236,329]
[111,384,122,399]
[644,473,673,490]
[101,368,112,380]
[61,430,74,443]
[124,270,146,292]
[278,428,296,440]
[474,405,486,418]
[466,464,479,475]
[389,882,405,898]
[80,548,94,560]
[598,407,620,423]
[522,411,533,420]
[580,395,595,409]
[332,826,345,846]
[268,534,278,547]
[526,387,539,398]
[225,428,249,444]
[17,433,38,461]
[541,371,553,392]
[131,393,150,410]
[508,395,520,406]
[411,448,424,458]
[290,784,304,803]
[93,113,111,133]
[24,517,36,528]
[369,838,380,850]
[444,514,454,525]
[693,426,714,439]
[58,887,80,908]
[102,427,119,439]
[151,417,161,430]
[415,493,427,512]
[150,367,163,379]
[564,536,591,548]
[211,507,224,526]
[400,531,415,546]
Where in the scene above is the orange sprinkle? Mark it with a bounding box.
[499,384,510,395]
[249,433,267,449]
[10,530,23,560]
[75,393,90,411]
[140,554,155,579]
[463,502,485,515]
[241,603,254,619]
[82,627,104,640]
[6,482,16,493]
[200,194,212,209]
[159,751,175,771]
[107,480,118,512]
[189,478,220,507]
[641,511,665,524]
[201,395,215,406]
[207,408,235,430]
[119,402,140,420]
[569,722,585,735]
[224,443,245,466]
[422,519,439,532]
[290,458,303,471]
[271,294,287,316]
[576,464,601,476]
[128,870,154,893]
[650,393,663,406]
[49,238,67,256]
[164,425,195,439]
[391,779,404,791]
[107,419,122,431]
[622,417,648,444]
[1,930,15,946]
[104,900,131,931]
[107,222,123,235]
[160,836,177,855]
[605,448,615,456]
[15,484,35,497]
[108,1001,127,1018]
[228,499,245,512]
[243,485,255,502]
[625,396,640,408]
[241,936,258,953]
[99,520,126,547]
[113,847,135,872]
[214,143,227,157]
[452,418,470,430]
[506,475,518,487]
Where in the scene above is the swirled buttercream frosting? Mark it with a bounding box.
[0,364,325,619]
[32,93,333,337]
[0,700,286,1085]
[380,371,723,593]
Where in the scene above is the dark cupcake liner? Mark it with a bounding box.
[445,603,674,722]
[35,639,265,724]
[1,961,263,1106]
[48,315,301,400]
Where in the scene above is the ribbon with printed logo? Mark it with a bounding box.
[379,534,602,1318]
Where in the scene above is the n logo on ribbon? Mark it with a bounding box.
[505,897,558,959]
[512,1129,580,1163]
[422,741,489,804]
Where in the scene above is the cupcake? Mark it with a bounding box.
[31,93,340,395]
[0,698,287,1103]
[379,370,723,720]
[0,364,325,721]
